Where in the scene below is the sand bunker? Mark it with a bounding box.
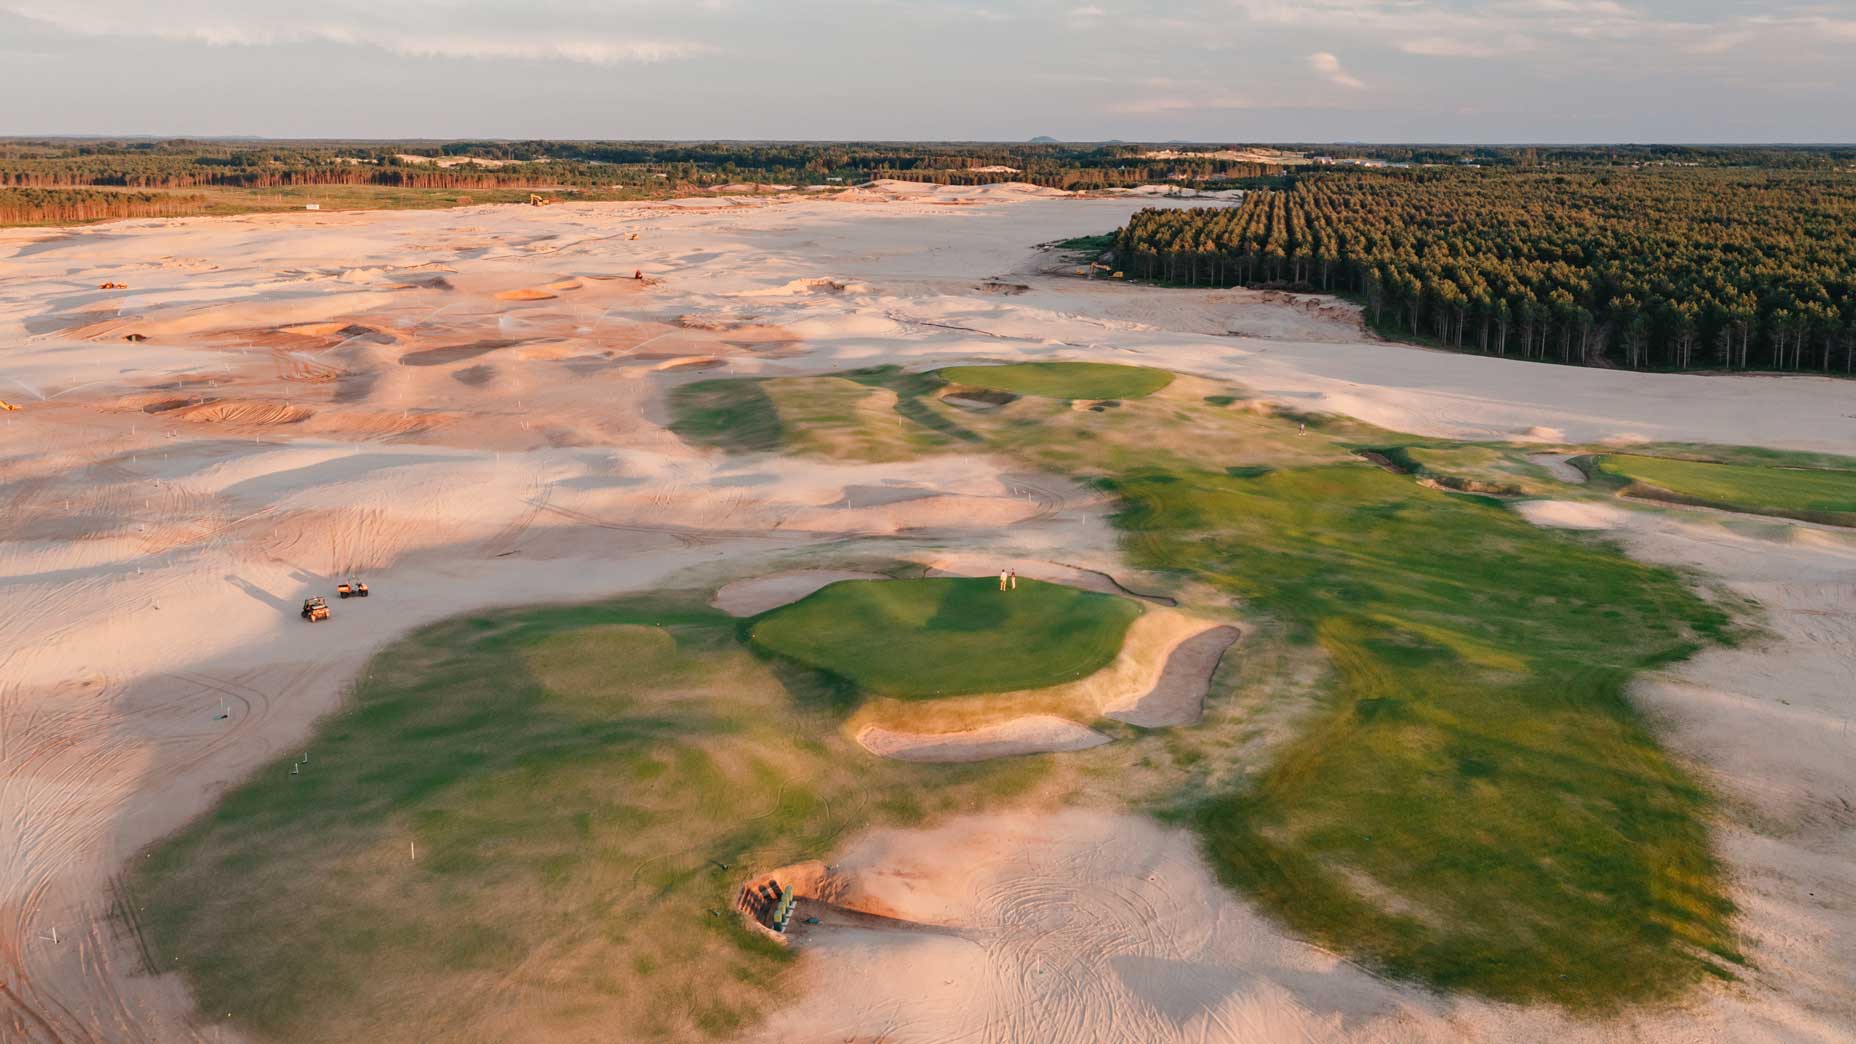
[712,569,889,616]
[856,716,1110,762]
[852,604,1233,761]
[1527,453,1588,484]
[1103,624,1239,727]
[1514,499,1633,530]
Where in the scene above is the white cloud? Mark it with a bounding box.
[1399,35,1528,58]
[1,1,710,64]
[1309,51,1363,88]
[1105,94,1250,114]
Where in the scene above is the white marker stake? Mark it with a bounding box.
[411,841,416,862]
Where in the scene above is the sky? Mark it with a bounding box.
[1,1,1852,142]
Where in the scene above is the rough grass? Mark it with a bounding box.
[665,369,1749,1009]
[1597,452,1856,526]
[666,379,783,453]
[127,597,1044,1043]
[902,377,1746,1008]
[748,577,1141,699]
[937,361,1174,401]
[1104,463,1743,1008]
[668,370,971,461]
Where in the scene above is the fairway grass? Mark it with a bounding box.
[691,372,1749,1008]
[937,361,1174,400]
[1598,452,1856,526]
[128,599,1043,1043]
[1108,464,1742,1007]
[141,367,1759,1035]
[748,577,1141,698]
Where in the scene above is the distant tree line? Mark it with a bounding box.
[0,187,209,225]
[1115,168,1856,374]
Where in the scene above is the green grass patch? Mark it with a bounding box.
[666,379,782,453]
[128,598,1043,1042]
[1597,453,1856,526]
[668,369,975,460]
[1052,232,1118,253]
[748,577,1140,699]
[937,362,1174,401]
[1105,462,1741,1007]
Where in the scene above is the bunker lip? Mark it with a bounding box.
[856,716,1112,762]
[848,606,1239,762]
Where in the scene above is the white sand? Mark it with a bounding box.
[2,184,1852,1042]
[1104,624,1240,728]
[1512,498,1635,530]
[856,717,1112,762]
[710,569,888,616]
[1526,453,1588,483]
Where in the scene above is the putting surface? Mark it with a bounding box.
[1598,452,1856,525]
[748,577,1141,698]
[937,361,1173,400]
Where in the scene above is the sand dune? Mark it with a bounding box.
[1,184,1852,1044]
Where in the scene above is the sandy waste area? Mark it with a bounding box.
[2,181,1852,1042]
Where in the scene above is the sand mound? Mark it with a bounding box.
[712,570,888,617]
[751,809,1447,1043]
[496,287,558,301]
[653,356,725,372]
[740,277,866,298]
[1514,499,1632,530]
[856,716,1110,762]
[398,339,524,366]
[174,399,315,425]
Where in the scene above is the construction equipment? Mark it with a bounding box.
[337,580,369,599]
[98,282,128,290]
[301,597,330,622]
[527,193,553,206]
[0,400,18,412]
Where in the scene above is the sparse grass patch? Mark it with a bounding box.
[749,577,1140,699]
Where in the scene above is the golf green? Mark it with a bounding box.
[938,361,1173,400]
[748,576,1140,698]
